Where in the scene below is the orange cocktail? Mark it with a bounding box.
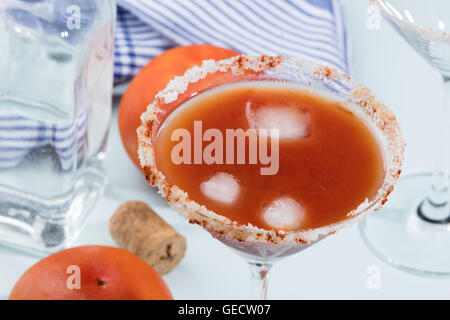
[155,82,385,232]
[138,55,404,299]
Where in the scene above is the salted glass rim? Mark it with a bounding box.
[137,54,405,246]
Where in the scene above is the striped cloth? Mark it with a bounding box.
[114,0,351,82]
[0,110,87,171]
[0,0,350,171]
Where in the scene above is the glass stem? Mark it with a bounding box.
[248,262,273,300]
[419,77,450,222]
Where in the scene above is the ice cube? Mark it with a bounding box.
[246,101,311,139]
[200,172,240,204]
[261,197,305,230]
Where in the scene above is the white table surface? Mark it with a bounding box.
[1,1,450,300]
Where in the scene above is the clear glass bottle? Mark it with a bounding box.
[0,0,116,254]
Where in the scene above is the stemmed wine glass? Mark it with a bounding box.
[360,0,450,276]
[138,55,404,299]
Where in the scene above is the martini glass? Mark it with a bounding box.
[360,0,450,276]
[137,55,404,299]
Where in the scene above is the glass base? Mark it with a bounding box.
[0,160,107,256]
[359,173,450,277]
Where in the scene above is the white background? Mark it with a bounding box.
[1,1,450,299]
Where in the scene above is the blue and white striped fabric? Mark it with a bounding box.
[0,110,87,171]
[0,0,350,171]
[114,0,351,81]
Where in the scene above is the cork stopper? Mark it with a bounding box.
[109,201,187,275]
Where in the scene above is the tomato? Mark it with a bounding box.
[118,44,239,170]
[9,245,173,300]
